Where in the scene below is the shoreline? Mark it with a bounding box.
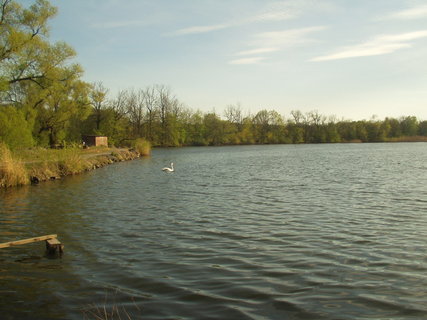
[2,138,426,189]
[29,148,142,184]
[0,148,143,189]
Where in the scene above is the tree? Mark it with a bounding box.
[186,110,206,145]
[324,116,341,143]
[126,89,145,138]
[0,0,58,94]
[89,81,108,131]
[0,105,34,149]
[419,120,427,136]
[141,86,157,142]
[306,110,327,143]
[224,103,243,130]
[253,109,271,144]
[105,89,130,145]
[156,85,182,146]
[203,112,224,145]
[0,0,91,147]
[34,72,91,146]
[288,110,305,143]
[400,116,418,136]
[384,117,401,138]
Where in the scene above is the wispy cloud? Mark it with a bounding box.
[252,0,335,22]
[235,47,280,56]
[252,1,304,22]
[229,26,326,65]
[167,23,232,36]
[92,20,148,29]
[383,4,427,20]
[229,57,266,65]
[253,26,327,48]
[167,0,326,37]
[311,30,427,62]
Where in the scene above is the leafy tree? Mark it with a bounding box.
[0,105,33,148]
[89,81,108,131]
[34,74,90,146]
[400,116,418,136]
[419,120,427,136]
[252,109,271,144]
[0,0,57,93]
[203,112,224,145]
[0,0,91,147]
[186,110,206,145]
[384,117,401,138]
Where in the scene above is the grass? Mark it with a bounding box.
[58,149,92,175]
[384,136,427,142]
[0,143,29,187]
[82,291,141,320]
[0,144,142,188]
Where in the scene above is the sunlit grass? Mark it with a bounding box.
[0,145,141,188]
[58,149,92,175]
[0,143,29,187]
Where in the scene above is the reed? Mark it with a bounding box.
[82,291,140,320]
[28,161,61,181]
[133,138,151,156]
[0,143,30,187]
[385,136,427,142]
[57,148,91,175]
[0,145,141,188]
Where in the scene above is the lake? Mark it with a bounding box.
[0,143,426,319]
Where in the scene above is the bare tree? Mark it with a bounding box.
[109,89,129,121]
[130,89,148,137]
[141,86,158,141]
[290,110,305,124]
[224,102,243,130]
[156,85,173,145]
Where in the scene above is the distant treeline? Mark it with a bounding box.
[1,0,426,150]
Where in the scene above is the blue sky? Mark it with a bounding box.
[46,0,427,120]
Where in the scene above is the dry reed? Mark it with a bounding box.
[0,143,29,187]
[134,138,151,156]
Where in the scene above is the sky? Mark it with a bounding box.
[43,0,427,120]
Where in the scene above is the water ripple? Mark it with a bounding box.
[1,144,427,319]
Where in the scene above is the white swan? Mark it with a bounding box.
[162,162,174,172]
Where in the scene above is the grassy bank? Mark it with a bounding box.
[384,136,427,142]
[0,143,148,188]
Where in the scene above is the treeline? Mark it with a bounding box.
[72,88,427,147]
[1,0,426,150]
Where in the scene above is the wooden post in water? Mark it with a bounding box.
[0,234,64,254]
[45,237,64,254]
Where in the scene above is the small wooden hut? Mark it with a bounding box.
[82,135,108,147]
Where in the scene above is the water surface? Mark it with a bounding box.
[0,143,426,319]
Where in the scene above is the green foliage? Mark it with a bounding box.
[0,0,90,148]
[0,0,426,152]
[0,106,34,149]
